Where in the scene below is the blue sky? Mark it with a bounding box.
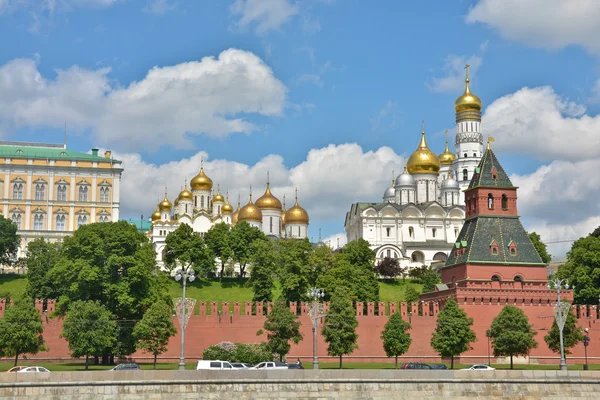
[2,0,600,257]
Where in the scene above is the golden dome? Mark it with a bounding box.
[255,182,282,210]
[178,181,193,201]
[212,184,225,203]
[222,192,234,214]
[454,70,482,112]
[174,197,180,207]
[285,191,309,225]
[158,189,172,211]
[151,208,161,222]
[438,134,456,165]
[190,165,213,190]
[238,192,263,222]
[407,129,441,174]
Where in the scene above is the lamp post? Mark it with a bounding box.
[486,329,491,366]
[307,287,325,370]
[548,277,569,371]
[583,328,590,370]
[172,266,196,371]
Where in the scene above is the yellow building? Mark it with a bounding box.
[0,141,123,258]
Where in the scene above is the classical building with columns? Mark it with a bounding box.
[0,141,122,258]
[345,67,486,270]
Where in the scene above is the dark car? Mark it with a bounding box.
[287,363,304,369]
[428,363,448,370]
[400,362,432,370]
[110,363,140,371]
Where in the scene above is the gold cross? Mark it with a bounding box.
[465,63,470,79]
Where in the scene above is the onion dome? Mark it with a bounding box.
[441,173,459,190]
[407,128,441,175]
[232,197,241,224]
[438,134,456,165]
[222,192,234,214]
[454,67,482,113]
[174,197,180,207]
[151,208,161,222]
[212,184,225,203]
[158,188,172,211]
[285,190,309,224]
[255,180,282,210]
[190,162,213,190]
[178,180,193,201]
[383,170,395,200]
[395,166,416,187]
[238,190,262,222]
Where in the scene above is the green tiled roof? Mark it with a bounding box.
[444,216,545,267]
[468,148,513,189]
[0,142,120,163]
[124,218,152,232]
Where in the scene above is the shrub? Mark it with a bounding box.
[202,341,273,365]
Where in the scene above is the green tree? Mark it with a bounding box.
[556,232,600,304]
[25,239,63,300]
[420,267,440,293]
[47,221,168,360]
[0,297,47,366]
[317,257,379,303]
[404,286,420,304]
[60,300,118,370]
[165,223,214,276]
[322,288,358,368]
[204,223,233,277]
[229,221,266,277]
[133,301,177,369]
[489,305,538,369]
[249,240,276,303]
[544,308,584,356]
[375,257,402,279]
[276,238,312,303]
[528,231,552,264]
[381,312,412,368]
[307,245,336,286]
[0,215,20,266]
[430,298,476,369]
[260,297,303,361]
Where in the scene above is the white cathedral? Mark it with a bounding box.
[148,167,309,268]
[345,67,485,270]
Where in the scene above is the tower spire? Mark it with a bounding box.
[391,169,395,186]
[249,185,253,202]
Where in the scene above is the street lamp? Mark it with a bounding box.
[307,287,325,370]
[486,329,491,366]
[583,328,590,370]
[547,277,570,371]
[172,266,196,371]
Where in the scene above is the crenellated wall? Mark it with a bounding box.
[2,298,600,365]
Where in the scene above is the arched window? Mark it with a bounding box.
[201,196,204,208]
[491,275,501,282]
[11,213,22,228]
[408,226,414,239]
[77,215,88,228]
[487,193,494,209]
[462,169,468,181]
[78,186,89,202]
[57,185,67,201]
[194,197,197,207]
[269,217,273,233]
[12,183,23,200]
[185,204,188,213]
[432,228,436,238]
[473,152,477,158]
[501,194,508,210]
[99,187,110,203]
[35,184,45,201]
[33,214,44,230]
[463,153,468,158]
[386,249,391,258]
[218,206,221,215]
[514,276,523,282]
[298,226,301,237]
[56,215,66,231]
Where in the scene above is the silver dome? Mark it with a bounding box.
[383,186,395,200]
[441,177,459,190]
[395,171,416,187]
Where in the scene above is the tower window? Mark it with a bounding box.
[464,153,468,158]
[473,152,477,158]
[386,227,391,237]
[269,217,273,233]
[432,228,436,238]
[488,193,494,209]
[408,226,414,239]
[491,275,501,282]
[462,169,468,181]
[201,196,204,208]
[501,194,508,210]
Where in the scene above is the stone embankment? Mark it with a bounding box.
[0,370,598,399]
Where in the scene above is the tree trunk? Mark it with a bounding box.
[153,354,157,370]
[85,355,89,370]
[94,355,99,365]
[510,355,513,370]
[339,355,343,369]
[450,355,454,370]
[13,353,18,367]
[395,355,398,369]
[220,261,225,278]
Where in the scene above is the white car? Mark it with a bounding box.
[248,362,289,370]
[462,364,495,371]
[17,366,50,373]
[195,360,234,370]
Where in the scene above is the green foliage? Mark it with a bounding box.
[489,305,538,369]
[430,298,476,369]
[404,286,420,304]
[0,297,47,365]
[0,215,20,266]
[375,257,403,279]
[528,232,552,264]
[261,297,303,361]
[25,239,63,300]
[165,224,214,276]
[322,287,358,368]
[133,301,177,369]
[556,232,600,304]
[420,267,440,293]
[276,238,312,303]
[202,341,236,361]
[381,312,412,368]
[60,300,118,370]
[249,240,276,303]
[204,223,233,277]
[307,245,336,286]
[340,239,375,269]
[543,308,584,356]
[46,221,168,357]
[202,341,273,365]
[229,221,266,277]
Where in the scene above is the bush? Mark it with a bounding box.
[202,341,273,365]
[202,341,236,361]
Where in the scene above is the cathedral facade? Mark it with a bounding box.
[147,166,309,267]
[344,68,484,270]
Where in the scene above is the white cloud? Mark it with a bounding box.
[427,54,483,93]
[116,143,405,227]
[370,100,399,133]
[144,0,175,14]
[230,0,299,34]
[482,86,600,161]
[322,232,346,249]
[466,0,600,55]
[0,49,287,151]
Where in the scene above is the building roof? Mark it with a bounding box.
[444,216,545,267]
[467,148,513,189]
[0,141,120,163]
[351,201,464,214]
[125,218,152,232]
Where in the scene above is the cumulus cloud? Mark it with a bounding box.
[116,143,405,226]
[466,0,600,55]
[427,54,483,93]
[230,0,299,34]
[0,49,287,151]
[482,86,600,161]
[322,232,347,250]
